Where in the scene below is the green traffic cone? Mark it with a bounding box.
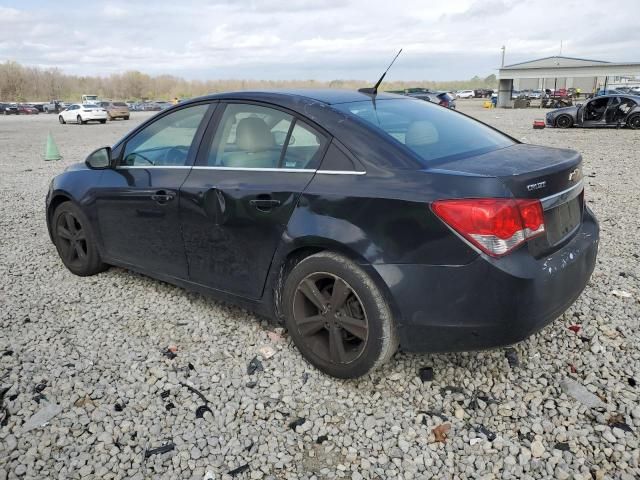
[44,132,62,161]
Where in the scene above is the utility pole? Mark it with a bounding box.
[501,45,506,67]
[559,40,563,56]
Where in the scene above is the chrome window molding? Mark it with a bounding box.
[116,165,366,175]
[540,179,583,210]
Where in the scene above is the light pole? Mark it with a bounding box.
[501,45,506,68]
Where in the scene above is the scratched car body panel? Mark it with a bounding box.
[45,89,599,366]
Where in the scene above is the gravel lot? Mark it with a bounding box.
[1,101,639,480]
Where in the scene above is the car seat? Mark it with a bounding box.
[223,117,278,168]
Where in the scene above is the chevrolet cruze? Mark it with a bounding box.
[46,90,599,378]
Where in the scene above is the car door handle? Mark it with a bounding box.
[150,190,176,204]
[250,198,281,211]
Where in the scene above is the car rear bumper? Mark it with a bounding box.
[83,112,108,120]
[372,207,599,353]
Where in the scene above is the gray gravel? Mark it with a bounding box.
[1,102,639,479]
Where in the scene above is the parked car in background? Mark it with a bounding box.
[474,89,494,98]
[17,104,39,114]
[46,89,598,378]
[1,103,19,115]
[595,88,624,97]
[155,101,173,110]
[456,90,475,99]
[29,103,45,112]
[409,91,456,109]
[527,89,542,99]
[58,104,107,124]
[82,94,101,105]
[546,94,640,129]
[140,102,162,111]
[99,101,130,120]
[44,100,65,113]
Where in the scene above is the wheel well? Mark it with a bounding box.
[271,245,400,330]
[47,195,71,227]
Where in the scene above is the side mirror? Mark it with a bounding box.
[85,146,112,169]
[576,103,583,108]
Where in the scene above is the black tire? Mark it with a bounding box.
[100,119,106,124]
[282,252,398,378]
[51,202,107,276]
[77,115,85,125]
[556,115,572,128]
[628,114,640,130]
[58,115,65,124]
[124,116,130,120]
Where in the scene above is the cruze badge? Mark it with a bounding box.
[526,181,546,191]
[568,168,581,181]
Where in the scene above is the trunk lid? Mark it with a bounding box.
[433,144,584,255]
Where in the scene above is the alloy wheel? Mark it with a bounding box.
[292,272,369,365]
[55,212,88,268]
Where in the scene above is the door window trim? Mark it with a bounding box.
[113,165,366,174]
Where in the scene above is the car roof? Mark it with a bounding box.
[591,94,640,99]
[195,88,407,106]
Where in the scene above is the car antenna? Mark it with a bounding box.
[358,49,403,96]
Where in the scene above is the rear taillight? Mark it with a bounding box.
[432,198,545,257]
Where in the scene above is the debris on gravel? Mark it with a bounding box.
[1,105,639,478]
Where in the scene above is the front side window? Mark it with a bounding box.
[205,103,327,169]
[122,104,209,166]
[334,98,513,166]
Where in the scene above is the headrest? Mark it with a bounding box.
[405,120,439,147]
[236,117,274,152]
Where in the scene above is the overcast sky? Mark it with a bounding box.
[1,0,639,81]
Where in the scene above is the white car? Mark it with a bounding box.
[58,104,108,125]
[456,90,475,99]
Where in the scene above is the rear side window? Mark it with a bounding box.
[204,103,327,169]
[334,98,514,166]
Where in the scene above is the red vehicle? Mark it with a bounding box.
[549,88,568,98]
[18,104,39,114]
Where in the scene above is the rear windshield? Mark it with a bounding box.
[113,102,127,106]
[335,98,513,165]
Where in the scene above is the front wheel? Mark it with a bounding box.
[283,252,398,378]
[51,202,107,276]
[628,115,640,130]
[58,115,65,124]
[556,115,572,128]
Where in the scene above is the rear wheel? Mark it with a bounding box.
[124,116,130,120]
[283,252,398,378]
[76,115,85,125]
[58,115,65,124]
[51,202,107,276]
[556,115,572,128]
[628,114,640,130]
[100,119,106,124]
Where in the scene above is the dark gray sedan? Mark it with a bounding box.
[546,94,640,129]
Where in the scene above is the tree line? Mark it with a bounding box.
[0,60,498,102]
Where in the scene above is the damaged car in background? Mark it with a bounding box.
[46,89,599,378]
[547,94,640,129]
